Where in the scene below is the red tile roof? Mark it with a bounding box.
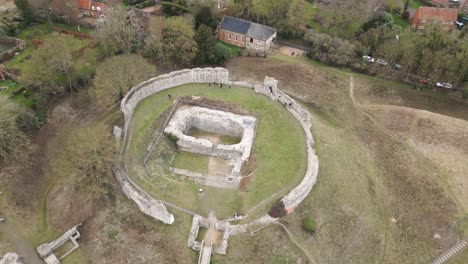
[413,6,458,22]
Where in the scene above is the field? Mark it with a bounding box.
[222,54,467,263]
[124,84,308,219]
[1,37,467,263]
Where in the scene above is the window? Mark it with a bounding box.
[235,35,238,42]
[250,38,253,43]
[228,33,231,40]
[242,37,245,42]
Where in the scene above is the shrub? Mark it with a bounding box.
[303,216,316,233]
[401,10,410,20]
[167,133,179,143]
[212,42,233,65]
[461,85,468,99]
[269,201,287,218]
[15,112,40,132]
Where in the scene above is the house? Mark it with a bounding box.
[218,16,277,53]
[78,0,106,18]
[51,0,106,18]
[411,6,459,30]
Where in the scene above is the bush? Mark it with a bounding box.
[15,112,40,132]
[125,0,145,5]
[401,10,410,20]
[167,133,179,143]
[212,42,233,65]
[461,85,468,99]
[268,201,287,218]
[303,216,316,233]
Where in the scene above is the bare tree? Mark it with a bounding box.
[93,5,140,55]
[91,54,157,109]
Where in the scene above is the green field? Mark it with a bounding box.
[172,151,209,173]
[124,84,307,218]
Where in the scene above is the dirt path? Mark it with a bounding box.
[0,222,42,264]
[349,76,405,144]
[203,212,219,245]
[274,222,317,264]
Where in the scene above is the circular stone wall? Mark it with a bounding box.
[116,68,319,225]
[124,84,307,218]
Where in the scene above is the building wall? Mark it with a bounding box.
[412,18,455,30]
[218,29,246,48]
[245,32,276,52]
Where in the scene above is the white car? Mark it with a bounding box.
[436,82,453,89]
[362,55,375,63]
[376,59,388,66]
[449,0,460,3]
[456,21,464,28]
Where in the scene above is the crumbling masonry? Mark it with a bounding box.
[115,68,319,257]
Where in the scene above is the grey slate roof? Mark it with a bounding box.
[219,16,277,41]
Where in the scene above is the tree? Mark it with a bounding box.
[194,6,218,30]
[143,17,165,62]
[91,54,156,109]
[162,0,188,16]
[21,35,74,94]
[144,16,197,66]
[212,42,233,64]
[194,24,217,65]
[161,17,198,66]
[282,0,307,38]
[94,5,140,56]
[303,216,316,233]
[14,0,34,24]
[0,95,26,161]
[52,123,116,199]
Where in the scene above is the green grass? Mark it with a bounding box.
[393,14,411,29]
[409,0,424,9]
[189,130,241,145]
[125,84,307,218]
[218,41,242,56]
[172,151,209,173]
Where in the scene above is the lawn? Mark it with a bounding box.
[393,14,411,29]
[124,84,308,219]
[171,151,209,173]
[2,23,95,107]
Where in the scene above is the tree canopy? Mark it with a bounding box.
[91,54,157,109]
[0,95,26,161]
[52,123,116,199]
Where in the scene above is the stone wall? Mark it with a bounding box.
[164,106,256,163]
[118,67,319,225]
[0,253,22,264]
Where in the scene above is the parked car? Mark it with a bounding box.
[376,59,388,66]
[392,63,401,70]
[449,0,460,3]
[12,16,24,22]
[456,21,464,28]
[436,82,453,89]
[0,218,4,223]
[419,78,431,85]
[362,55,375,63]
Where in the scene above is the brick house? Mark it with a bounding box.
[78,0,106,18]
[218,16,277,53]
[411,7,459,31]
